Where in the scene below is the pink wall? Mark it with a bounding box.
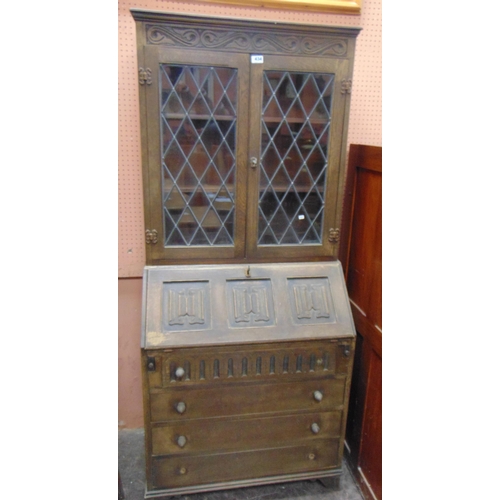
[118,0,382,428]
[118,278,144,428]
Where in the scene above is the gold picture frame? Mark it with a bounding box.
[193,0,361,15]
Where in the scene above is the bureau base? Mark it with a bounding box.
[144,468,342,499]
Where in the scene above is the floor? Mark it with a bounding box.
[119,429,365,500]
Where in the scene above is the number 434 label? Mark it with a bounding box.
[251,55,264,64]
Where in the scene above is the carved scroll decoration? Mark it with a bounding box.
[146,24,347,57]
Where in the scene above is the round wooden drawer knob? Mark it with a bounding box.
[308,453,316,460]
[175,401,186,414]
[179,467,187,475]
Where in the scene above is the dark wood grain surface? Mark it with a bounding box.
[340,144,382,500]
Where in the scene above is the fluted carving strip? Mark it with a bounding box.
[145,24,347,56]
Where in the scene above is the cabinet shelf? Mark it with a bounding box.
[163,183,322,196]
[260,184,324,193]
[172,206,227,229]
[164,183,234,194]
[263,116,329,125]
[163,113,236,121]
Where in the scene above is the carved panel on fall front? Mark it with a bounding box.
[287,277,336,325]
[162,281,211,332]
[226,279,275,328]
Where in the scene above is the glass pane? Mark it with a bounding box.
[259,71,334,245]
[160,64,237,246]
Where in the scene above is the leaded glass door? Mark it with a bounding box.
[143,48,249,263]
[246,56,349,260]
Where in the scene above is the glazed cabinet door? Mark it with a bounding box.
[141,46,250,263]
[246,55,350,261]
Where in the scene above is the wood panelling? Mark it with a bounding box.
[340,144,382,500]
[358,351,382,499]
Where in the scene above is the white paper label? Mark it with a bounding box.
[298,214,305,220]
[251,55,264,64]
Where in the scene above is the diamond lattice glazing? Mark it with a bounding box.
[160,64,237,246]
[258,71,334,245]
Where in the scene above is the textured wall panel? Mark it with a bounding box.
[118,0,381,277]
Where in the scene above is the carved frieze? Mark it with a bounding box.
[145,23,348,57]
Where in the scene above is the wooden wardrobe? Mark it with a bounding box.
[340,143,382,500]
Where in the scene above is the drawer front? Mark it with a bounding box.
[152,439,340,489]
[150,377,346,422]
[145,339,354,388]
[152,411,342,455]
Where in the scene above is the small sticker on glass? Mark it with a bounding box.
[251,55,264,64]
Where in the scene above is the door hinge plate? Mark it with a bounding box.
[145,229,158,245]
[328,228,340,243]
[341,79,352,94]
[139,67,152,85]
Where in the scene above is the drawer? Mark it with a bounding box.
[150,377,346,422]
[152,439,340,489]
[151,410,342,455]
[144,339,354,388]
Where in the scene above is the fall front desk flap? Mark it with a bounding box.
[142,262,355,349]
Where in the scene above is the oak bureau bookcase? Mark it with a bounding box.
[131,9,360,498]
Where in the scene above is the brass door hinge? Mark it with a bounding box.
[138,67,152,85]
[145,229,158,244]
[328,228,340,243]
[341,79,352,94]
